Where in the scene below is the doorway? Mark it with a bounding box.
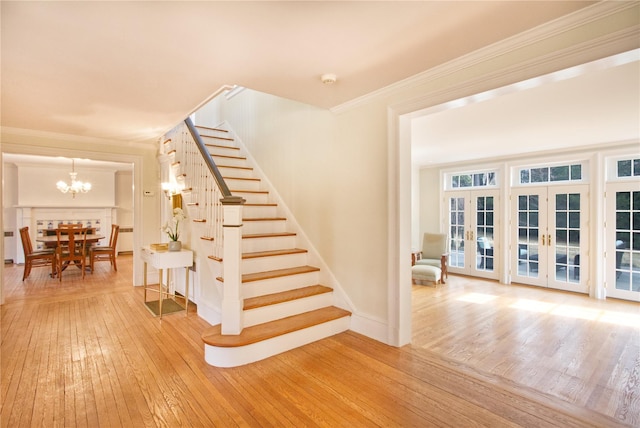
[605,182,640,301]
[511,185,589,293]
[446,189,500,280]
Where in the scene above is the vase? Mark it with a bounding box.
[168,240,182,252]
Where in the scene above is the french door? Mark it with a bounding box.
[511,185,589,293]
[446,190,499,279]
[605,182,640,301]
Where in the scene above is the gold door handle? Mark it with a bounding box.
[548,234,552,246]
[470,231,474,241]
[465,231,469,240]
[542,235,546,246]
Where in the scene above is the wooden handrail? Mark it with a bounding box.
[184,117,245,206]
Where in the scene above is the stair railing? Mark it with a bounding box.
[169,118,246,335]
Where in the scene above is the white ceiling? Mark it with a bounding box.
[2,1,594,142]
[411,51,640,167]
[2,1,637,171]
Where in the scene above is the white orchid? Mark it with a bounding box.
[162,207,186,241]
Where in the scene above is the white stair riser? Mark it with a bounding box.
[207,146,240,157]
[242,220,287,235]
[204,316,350,367]
[198,130,233,138]
[242,252,308,274]
[244,293,334,327]
[243,271,319,298]
[233,192,270,204]
[211,155,246,168]
[242,235,295,252]
[218,166,254,179]
[224,178,262,192]
[243,205,278,218]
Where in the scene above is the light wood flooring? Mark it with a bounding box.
[1,255,638,427]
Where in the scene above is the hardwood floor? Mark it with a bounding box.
[1,256,637,427]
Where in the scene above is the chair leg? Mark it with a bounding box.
[112,254,117,271]
[22,261,31,281]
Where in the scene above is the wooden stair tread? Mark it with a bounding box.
[223,176,260,181]
[195,125,228,133]
[218,165,253,171]
[243,217,286,222]
[202,306,350,347]
[244,203,277,207]
[243,265,319,282]
[210,153,246,160]
[203,136,235,142]
[216,265,319,283]
[243,248,307,259]
[231,189,268,194]
[244,285,332,310]
[243,232,296,239]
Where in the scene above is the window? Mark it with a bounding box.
[617,158,640,178]
[518,163,582,185]
[450,171,497,189]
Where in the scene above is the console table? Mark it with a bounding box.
[141,246,193,318]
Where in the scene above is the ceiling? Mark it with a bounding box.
[2,1,596,144]
[2,2,637,171]
[411,51,640,167]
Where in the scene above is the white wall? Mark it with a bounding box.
[198,3,639,346]
[2,163,18,263]
[1,131,159,287]
[115,171,134,253]
[17,164,115,207]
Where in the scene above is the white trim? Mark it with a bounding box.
[334,2,639,114]
[390,11,639,345]
[2,141,147,288]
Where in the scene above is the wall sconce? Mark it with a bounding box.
[161,182,183,209]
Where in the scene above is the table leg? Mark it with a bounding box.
[159,268,163,319]
[143,262,148,302]
[185,267,189,315]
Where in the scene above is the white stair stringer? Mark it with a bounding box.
[190,123,353,368]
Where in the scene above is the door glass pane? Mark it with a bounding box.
[615,191,640,292]
[476,196,494,272]
[449,197,465,268]
[517,194,539,278]
[555,193,580,283]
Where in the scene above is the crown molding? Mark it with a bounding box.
[332,1,639,114]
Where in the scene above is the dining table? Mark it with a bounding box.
[36,233,105,273]
[36,233,106,249]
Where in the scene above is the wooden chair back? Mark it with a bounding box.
[89,224,120,273]
[19,226,34,256]
[19,226,56,280]
[56,224,88,281]
[107,224,120,249]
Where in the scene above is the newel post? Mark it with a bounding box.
[220,196,245,334]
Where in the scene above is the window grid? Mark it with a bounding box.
[519,164,582,185]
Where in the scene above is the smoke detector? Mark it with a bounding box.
[321,73,337,85]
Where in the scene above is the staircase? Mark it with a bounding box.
[169,123,351,367]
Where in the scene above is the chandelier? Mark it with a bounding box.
[56,159,91,198]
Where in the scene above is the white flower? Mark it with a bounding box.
[163,208,186,241]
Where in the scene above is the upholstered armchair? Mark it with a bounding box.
[415,232,449,283]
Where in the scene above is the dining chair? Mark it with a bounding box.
[55,224,89,281]
[19,226,56,280]
[89,224,120,272]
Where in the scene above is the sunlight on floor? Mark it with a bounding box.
[457,293,640,328]
[457,293,498,304]
[510,298,640,327]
